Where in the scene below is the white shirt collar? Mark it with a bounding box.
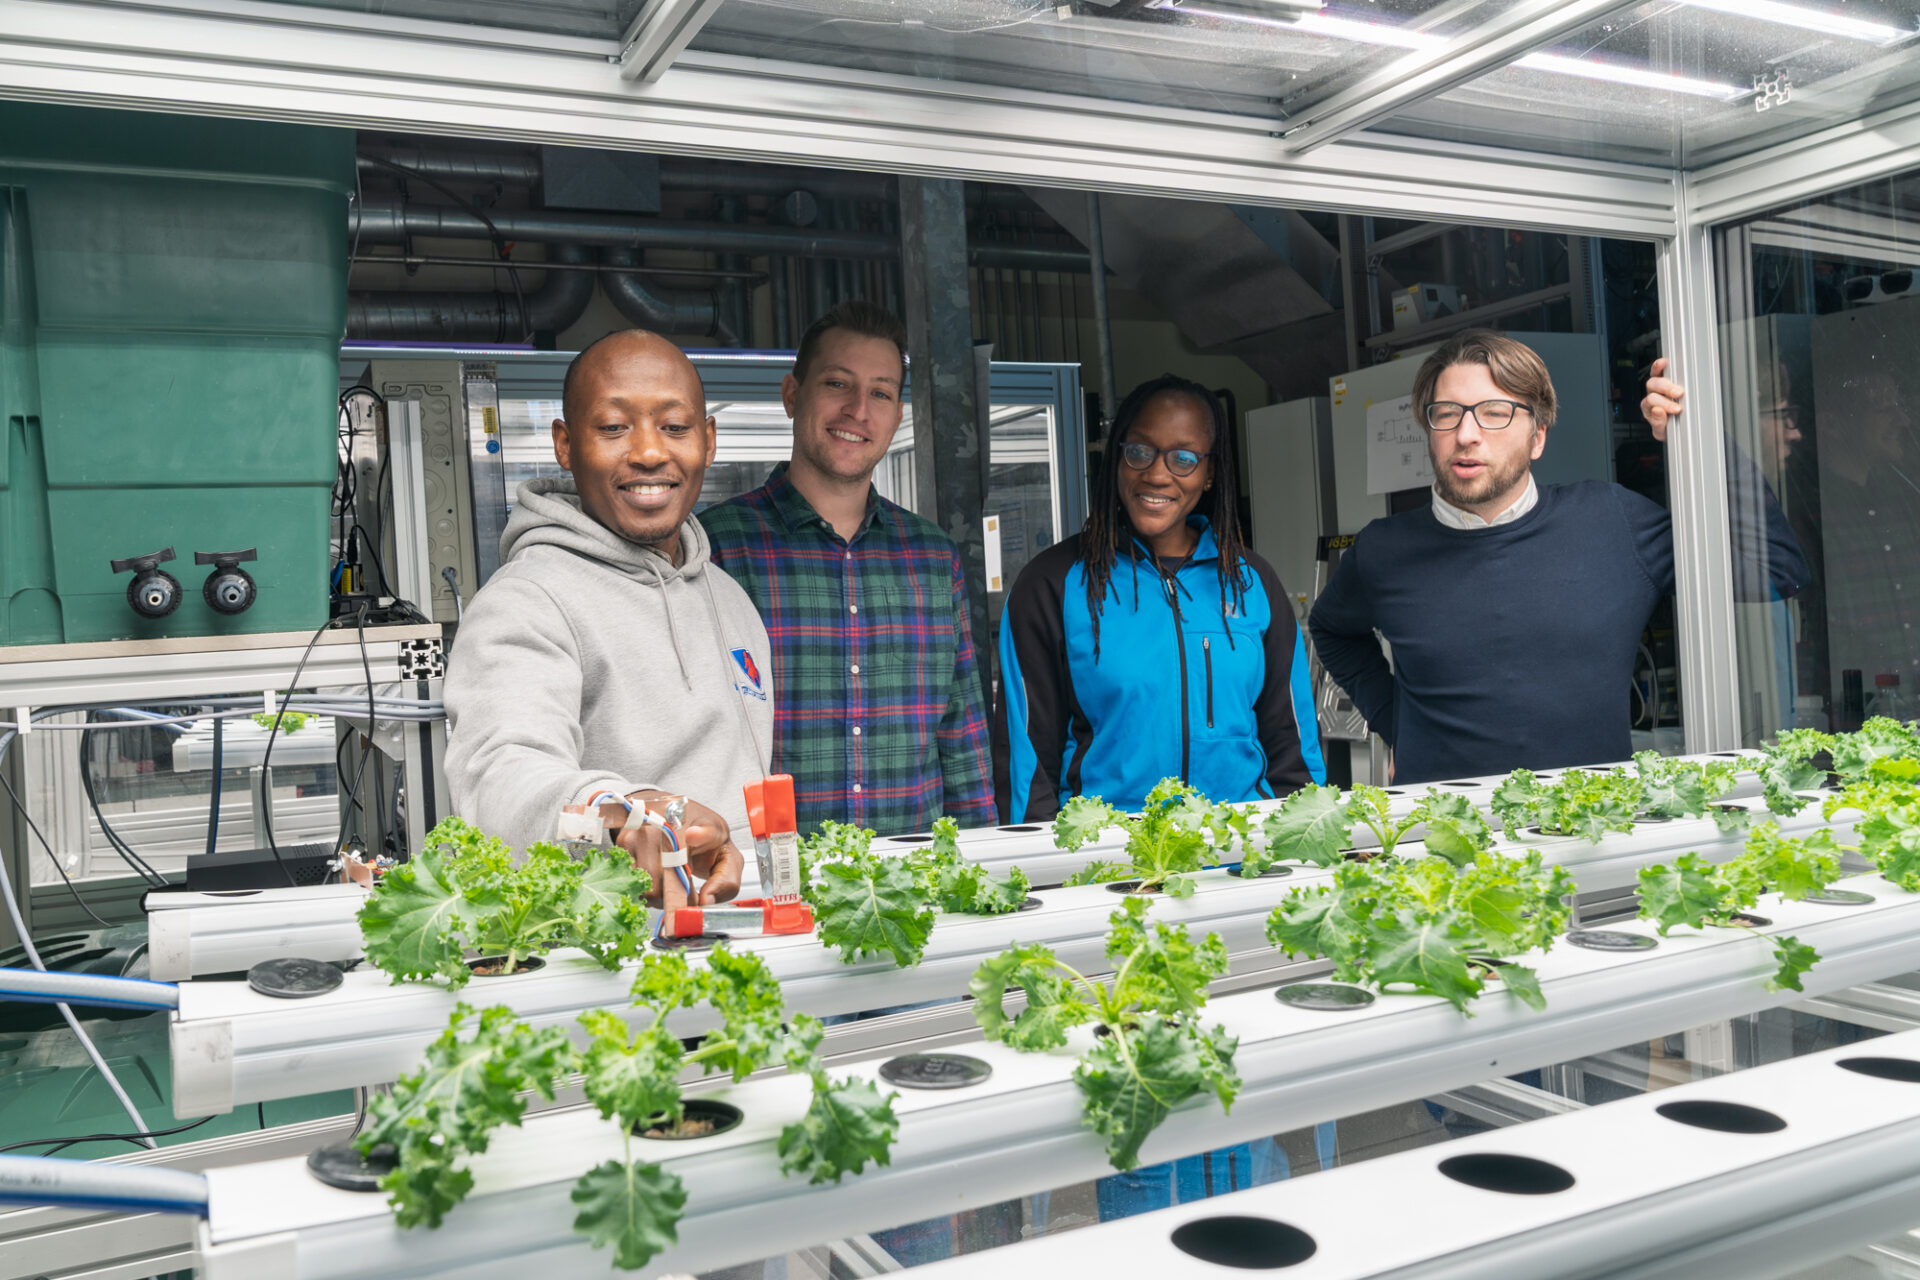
[1430,474,1539,530]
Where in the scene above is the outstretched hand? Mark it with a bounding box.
[615,791,745,907]
[1641,356,1685,443]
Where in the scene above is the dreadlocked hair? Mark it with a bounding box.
[1081,373,1250,660]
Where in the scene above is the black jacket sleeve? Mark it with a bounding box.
[1246,554,1321,794]
[1307,534,1398,745]
[995,539,1077,823]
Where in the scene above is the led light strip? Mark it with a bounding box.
[1171,3,1765,100]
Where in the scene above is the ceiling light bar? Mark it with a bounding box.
[1171,3,1746,100]
[1676,0,1915,46]
[1515,50,1747,99]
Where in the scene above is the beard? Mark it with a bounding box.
[1431,439,1534,514]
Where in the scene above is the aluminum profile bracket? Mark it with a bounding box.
[617,0,729,83]
[907,1025,1920,1280]
[190,869,1920,1279]
[165,787,1807,1115]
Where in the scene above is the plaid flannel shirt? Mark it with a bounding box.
[699,463,996,837]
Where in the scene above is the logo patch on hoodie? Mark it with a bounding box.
[731,648,767,701]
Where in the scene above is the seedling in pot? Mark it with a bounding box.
[357,946,899,1271]
[971,895,1238,1170]
[1245,784,1494,873]
[796,817,1031,969]
[1264,850,1574,1015]
[1635,821,1840,993]
[1056,778,1253,897]
[358,817,652,987]
[1491,768,1642,842]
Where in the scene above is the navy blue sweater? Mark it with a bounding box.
[1308,481,1807,784]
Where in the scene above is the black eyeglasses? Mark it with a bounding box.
[1424,399,1534,432]
[1120,441,1211,476]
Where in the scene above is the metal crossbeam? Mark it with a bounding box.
[1280,0,1644,154]
[618,0,729,83]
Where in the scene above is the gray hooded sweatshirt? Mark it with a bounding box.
[444,476,773,853]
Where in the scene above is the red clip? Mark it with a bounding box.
[666,908,705,938]
[743,775,797,840]
[761,899,813,935]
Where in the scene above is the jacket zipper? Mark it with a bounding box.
[1163,570,1191,783]
[1203,637,1214,730]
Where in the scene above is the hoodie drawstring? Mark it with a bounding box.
[648,557,695,692]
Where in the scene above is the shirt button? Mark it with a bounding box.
[850,604,858,614]
[851,664,860,675]
[852,784,862,794]
[853,726,862,736]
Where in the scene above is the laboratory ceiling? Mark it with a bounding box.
[250,0,1920,168]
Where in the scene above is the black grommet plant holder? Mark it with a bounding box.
[1104,879,1150,894]
[1805,889,1875,906]
[1170,1216,1317,1270]
[307,1142,397,1191]
[1254,864,1294,879]
[1655,1100,1786,1134]
[1276,983,1374,1011]
[1837,1057,1920,1083]
[998,825,1044,833]
[1015,896,1044,912]
[879,1053,992,1090]
[248,957,344,998]
[1437,1153,1575,1195]
[887,835,935,844]
[1568,930,1658,952]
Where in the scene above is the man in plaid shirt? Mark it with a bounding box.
[699,301,996,837]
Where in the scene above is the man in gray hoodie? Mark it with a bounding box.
[445,330,772,906]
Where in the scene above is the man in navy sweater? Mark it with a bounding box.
[1309,331,1807,784]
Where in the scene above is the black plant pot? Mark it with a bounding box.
[636,1098,745,1141]
[467,954,547,978]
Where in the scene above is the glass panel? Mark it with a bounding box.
[1377,1,1920,167]
[687,0,1521,119]
[1717,167,1920,742]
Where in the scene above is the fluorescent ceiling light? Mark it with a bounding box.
[1171,3,1746,99]
[1675,0,1914,46]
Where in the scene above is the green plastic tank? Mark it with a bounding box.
[1,102,351,646]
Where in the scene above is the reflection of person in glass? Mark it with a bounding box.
[1646,362,1920,718]
[1818,371,1920,703]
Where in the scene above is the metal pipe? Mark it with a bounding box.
[356,143,540,187]
[346,242,595,341]
[350,200,1092,271]
[600,247,738,346]
[770,254,792,348]
[1085,192,1117,419]
[352,253,765,280]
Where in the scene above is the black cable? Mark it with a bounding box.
[258,616,339,886]
[77,718,168,887]
[257,1101,267,1130]
[0,1114,215,1155]
[346,523,395,599]
[205,716,223,857]
[0,758,111,927]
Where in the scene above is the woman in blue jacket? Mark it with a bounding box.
[996,372,1328,1221]
[999,373,1324,820]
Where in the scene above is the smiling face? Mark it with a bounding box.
[551,332,716,560]
[1426,362,1546,521]
[783,327,905,489]
[1117,391,1214,557]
